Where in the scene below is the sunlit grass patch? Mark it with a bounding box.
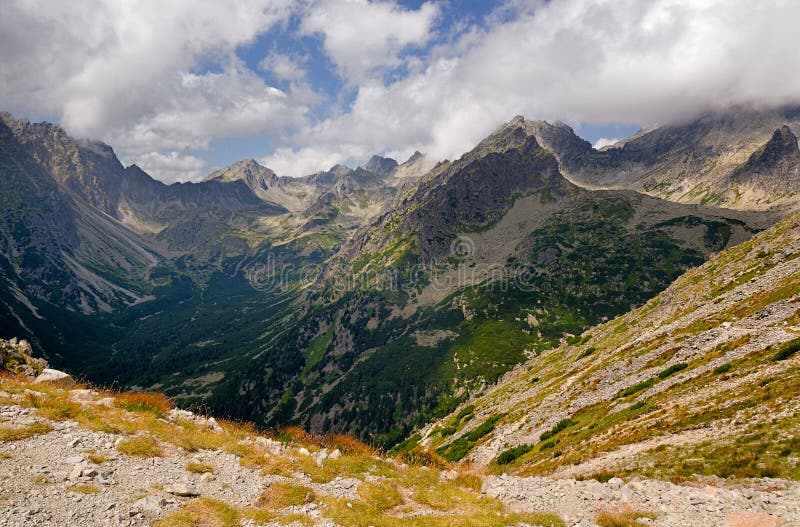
[186,462,215,474]
[324,433,377,456]
[158,419,227,452]
[67,483,100,494]
[358,481,403,511]
[322,496,564,527]
[115,391,171,418]
[74,407,129,434]
[116,435,163,457]
[396,446,448,469]
[0,422,52,441]
[23,391,81,421]
[412,479,499,514]
[31,474,52,485]
[295,451,390,483]
[86,449,109,464]
[277,425,316,445]
[154,498,238,527]
[256,482,314,509]
[450,471,484,492]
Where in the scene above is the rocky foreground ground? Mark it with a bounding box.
[1,379,798,527]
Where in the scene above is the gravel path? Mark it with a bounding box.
[483,474,800,527]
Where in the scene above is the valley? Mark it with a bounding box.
[0,106,798,450]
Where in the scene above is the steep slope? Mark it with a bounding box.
[339,116,570,263]
[0,115,318,389]
[421,211,800,482]
[726,125,800,198]
[529,105,800,210]
[0,117,158,317]
[1,113,286,250]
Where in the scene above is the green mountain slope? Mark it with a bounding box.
[421,211,800,481]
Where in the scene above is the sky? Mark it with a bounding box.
[2,0,800,182]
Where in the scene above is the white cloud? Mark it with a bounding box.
[593,138,620,149]
[300,0,439,81]
[263,144,369,178]
[107,62,305,155]
[0,0,303,180]
[275,0,800,175]
[259,52,309,82]
[132,152,208,184]
[5,0,800,181]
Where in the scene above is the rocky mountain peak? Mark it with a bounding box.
[756,125,800,162]
[730,124,800,191]
[205,158,275,183]
[361,155,398,176]
[403,151,424,164]
[328,164,353,177]
[470,115,542,159]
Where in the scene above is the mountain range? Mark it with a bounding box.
[1,105,799,447]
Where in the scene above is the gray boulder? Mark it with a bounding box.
[33,368,76,388]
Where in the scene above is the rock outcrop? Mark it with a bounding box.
[0,337,46,377]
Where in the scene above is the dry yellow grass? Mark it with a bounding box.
[115,391,171,418]
[358,481,403,511]
[0,422,52,441]
[116,435,163,457]
[256,482,314,509]
[67,483,100,494]
[324,433,378,456]
[186,462,215,474]
[154,498,238,527]
[86,449,109,464]
[31,474,52,485]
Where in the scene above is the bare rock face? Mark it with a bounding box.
[730,125,800,192]
[0,337,47,377]
[33,368,76,388]
[361,155,398,176]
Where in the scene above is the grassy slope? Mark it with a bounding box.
[422,212,800,482]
